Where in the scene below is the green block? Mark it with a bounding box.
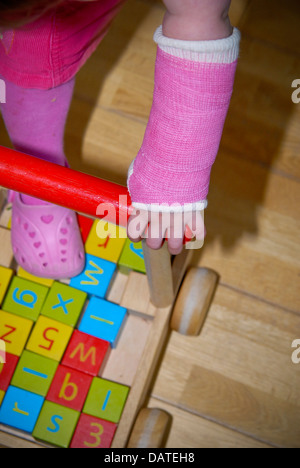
[33,401,80,448]
[83,377,129,423]
[41,282,87,327]
[2,276,49,321]
[118,239,146,275]
[11,350,58,397]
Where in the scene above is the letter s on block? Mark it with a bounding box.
[291,339,300,364]
[291,79,300,104]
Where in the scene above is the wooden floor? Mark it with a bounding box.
[1,0,300,448]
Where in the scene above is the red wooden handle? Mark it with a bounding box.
[0,146,132,226]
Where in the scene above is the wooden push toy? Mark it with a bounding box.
[0,147,218,448]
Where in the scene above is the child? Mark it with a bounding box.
[0,0,240,278]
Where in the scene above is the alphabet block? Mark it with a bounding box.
[101,314,152,387]
[26,316,73,361]
[77,215,94,243]
[2,276,49,321]
[0,352,19,391]
[85,220,126,263]
[70,254,116,298]
[0,311,33,356]
[46,365,92,412]
[41,282,87,327]
[118,239,146,274]
[0,386,44,433]
[0,266,13,306]
[83,377,129,424]
[0,390,4,406]
[62,330,110,376]
[17,267,54,288]
[79,297,127,348]
[0,227,14,268]
[33,400,80,448]
[11,350,58,397]
[70,413,117,448]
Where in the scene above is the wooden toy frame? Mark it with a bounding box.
[0,146,218,448]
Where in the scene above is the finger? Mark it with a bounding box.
[127,209,149,242]
[146,211,165,250]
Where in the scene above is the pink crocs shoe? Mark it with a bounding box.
[10,192,85,279]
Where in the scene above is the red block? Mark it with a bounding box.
[70,413,117,448]
[62,330,110,376]
[0,353,19,392]
[78,215,94,243]
[46,365,92,411]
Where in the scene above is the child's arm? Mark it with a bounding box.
[127,0,240,254]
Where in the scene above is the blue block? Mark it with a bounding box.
[70,254,116,298]
[78,297,127,348]
[0,386,44,433]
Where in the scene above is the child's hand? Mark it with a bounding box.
[127,208,205,255]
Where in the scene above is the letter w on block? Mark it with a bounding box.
[0,339,6,364]
[81,261,104,286]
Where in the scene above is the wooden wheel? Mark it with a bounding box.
[171,267,218,336]
[127,408,172,448]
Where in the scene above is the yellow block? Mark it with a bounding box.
[0,266,13,305]
[17,267,54,288]
[85,220,127,263]
[26,316,73,362]
[0,310,33,356]
[0,389,5,406]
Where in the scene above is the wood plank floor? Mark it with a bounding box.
[0,0,299,448]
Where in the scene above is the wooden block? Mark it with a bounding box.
[17,267,54,288]
[0,352,19,392]
[70,254,116,298]
[0,311,33,357]
[70,413,117,448]
[83,377,129,424]
[26,316,73,362]
[106,270,129,304]
[101,314,152,387]
[62,330,110,376]
[0,266,13,306]
[79,297,127,348]
[47,365,92,412]
[41,281,87,327]
[77,214,94,243]
[120,271,156,318]
[11,350,58,397]
[118,239,146,274]
[85,219,127,263]
[0,386,44,433]
[33,400,80,448]
[0,227,14,268]
[2,276,49,322]
[0,390,4,406]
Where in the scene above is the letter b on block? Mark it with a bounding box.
[47,365,92,411]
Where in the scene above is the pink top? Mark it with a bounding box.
[0,0,124,89]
